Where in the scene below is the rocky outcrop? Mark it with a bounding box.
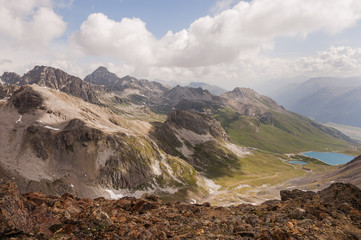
[163,85,223,107]
[7,66,101,104]
[0,181,360,239]
[10,86,44,114]
[0,182,34,237]
[319,182,361,210]
[167,109,230,141]
[0,85,19,99]
[1,72,21,85]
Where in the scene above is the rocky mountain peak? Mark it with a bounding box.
[222,87,284,113]
[1,72,21,85]
[18,66,100,104]
[94,66,109,72]
[84,66,120,86]
[22,65,70,87]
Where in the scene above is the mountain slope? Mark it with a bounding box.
[151,110,247,179]
[83,66,357,154]
[210,87,357,153]
[212,108,356,153]
[272,76,361,128]
[288,154,361,192]
[0,85,221,200]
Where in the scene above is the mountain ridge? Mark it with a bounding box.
[187,81,227,96]
[272,76,361,128]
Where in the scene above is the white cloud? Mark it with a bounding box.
[295,46,361,76]
[72,0,361,71]
[71,13,156,67]
[0,0,66,44]
[2,0,361,89]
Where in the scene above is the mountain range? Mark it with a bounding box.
[0,66,359,204]
[272,76,361,128]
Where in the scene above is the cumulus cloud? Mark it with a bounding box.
[295,46,361,76]
[71,13,156,67]
[0,0,66,44]
[72,0,361,69]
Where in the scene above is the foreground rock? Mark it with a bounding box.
[0,182,360,239]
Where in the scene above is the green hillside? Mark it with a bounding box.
[212,108,358,154]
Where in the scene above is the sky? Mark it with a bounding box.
[1,0,361,91]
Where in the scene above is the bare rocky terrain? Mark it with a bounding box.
[0,181,360,239]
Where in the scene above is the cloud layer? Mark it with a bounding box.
[1,0,361,89]
[72,0,361,69]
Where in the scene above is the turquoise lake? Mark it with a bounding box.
[302,152,355,165]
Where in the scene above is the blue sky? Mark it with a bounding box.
[1,0,361,90]
[56,0,225,39]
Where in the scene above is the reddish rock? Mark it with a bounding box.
[0,181,34,237]
[0,182,360,239]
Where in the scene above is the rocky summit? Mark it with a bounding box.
[0,181,360,239]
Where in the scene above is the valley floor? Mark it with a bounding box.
[199,150,341,206]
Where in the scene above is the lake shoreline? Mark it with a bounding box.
[300,151,355,165]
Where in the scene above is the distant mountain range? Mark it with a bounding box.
[272,77,361,128]
[187,82,227,96]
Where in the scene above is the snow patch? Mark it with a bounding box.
[105,189,124,199]
[16,115,22,123]
[151,159,162,176]
[190,199,197,204]
[201,176,221,193]
[235,184,251,190]
[44,126,60,131]
[105,184,178,200]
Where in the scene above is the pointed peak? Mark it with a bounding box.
[94,66,109,73]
